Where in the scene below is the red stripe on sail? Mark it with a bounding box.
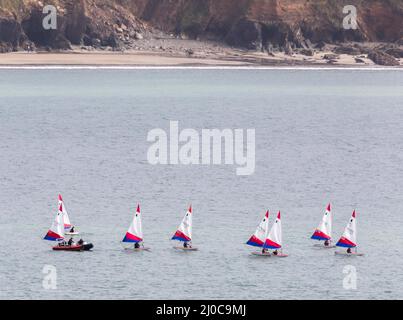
[312,230,331,240]
[173,230,191,241]
[264,238,281,249]
[123,232,143,242]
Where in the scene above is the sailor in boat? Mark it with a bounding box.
[69,226,75,233]
[347,248,352,254]
[183,241,192,249]
[324,240,330,247]
[67,238,75,246]
[58,240,67,247]
[77,239,84,245]
[261,248,270,255]
[273,250,278,256]
[134,242,140,249]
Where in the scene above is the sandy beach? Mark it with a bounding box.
[0,50,401,68]
[0,51,250,66]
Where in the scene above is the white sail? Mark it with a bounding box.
[336,210,357,248]
[172,206,192,242]
[122,204,143,243]
[311,204,332,240]
[265,211,282,249]
[246,210,269,247]
[44,204,65,241]
[58,194,72,230]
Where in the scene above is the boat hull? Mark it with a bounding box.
[52,245,83,251]
[251,252,288,258]
[124,247,151,252]
[65,232,79,235]
[335,251,364,256]
[173,246,198,251]
[313,244,336,248]
[52,243,93,251]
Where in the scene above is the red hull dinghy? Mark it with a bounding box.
[52,242,94,251]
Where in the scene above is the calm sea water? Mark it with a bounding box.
[0,68,402,300]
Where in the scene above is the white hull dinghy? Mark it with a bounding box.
[172,206,197,251]
[122,204,150,251]
[335,210,364,256]
[311,204,335,248]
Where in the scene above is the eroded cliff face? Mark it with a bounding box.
[129,0,403,49]
[0,0,402,53]
[0,0,147,52]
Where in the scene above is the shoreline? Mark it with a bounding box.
[1,51,402,69]
[2,66,403,71]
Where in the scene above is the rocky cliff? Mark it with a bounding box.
[1,0,402,64]
[136,0,403,47]
[0,0,149,52]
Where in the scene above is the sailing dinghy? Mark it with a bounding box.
[59,194,79,235]
[311,204,335,248]
[44,204,65,242]
[262,211,288,257]
[246,210,270,249]
[122,204,150,251]
[44,204,93,251]
[172,205,198,251]
[335,210,364,256]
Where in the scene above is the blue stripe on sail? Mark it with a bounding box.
[44,235,61,241]
[122,236,141,243]
[311,234,329,241]
[172,235,189,242]
[336,242,356,248]
[263,244,281,249]
[246,240,263,247]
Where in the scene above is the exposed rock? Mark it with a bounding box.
[368,51,400,66]
[0,16,23,51]
[385,48,403,59]
[134,0,403,49]
[327,59,337,64]
[185,48,194,56]
[1,0,403,55]
[101,33,120,48]
[64,0,88,45]
[20,38,36,52]
[82,34,92,46]
[284,41,293,55]
[333,46,362,55]
[134,32,143,40]
[53,34,72,50]
[225,19,262,50]
[92,38,102,47]
[316,42,330,52]
[299,49,314,56]
[323,54,339,60]
[0,41,13,53]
